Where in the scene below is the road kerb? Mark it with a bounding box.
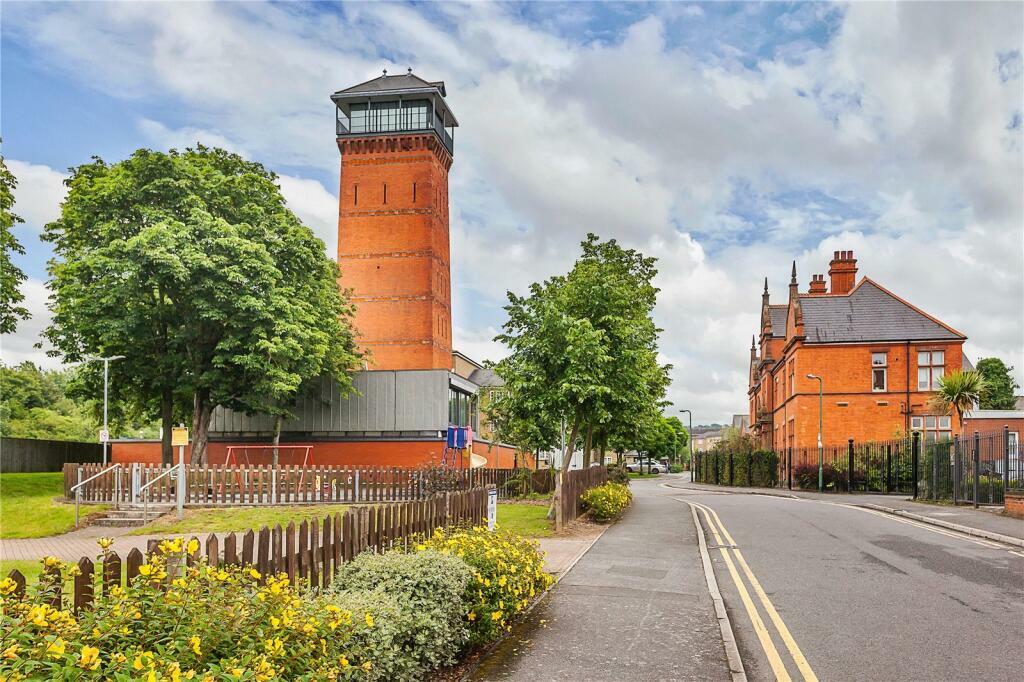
[688,503,748,682]
[859,504,1024,549]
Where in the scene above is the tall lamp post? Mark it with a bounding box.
[679,409,692,478]
[86,355,126,465]
[806,374,823,491]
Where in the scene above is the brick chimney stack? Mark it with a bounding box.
[828,250,858,295]
[808,274,827,295]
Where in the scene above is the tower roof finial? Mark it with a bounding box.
[790,261,797,284]
[763,277,768,294]
[382,68,388,77]
[407,67,413,75]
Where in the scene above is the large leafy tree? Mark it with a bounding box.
[494,234,670,525]
[0,156,29,334]
[975,357,1020,410]
[44,146,360,464]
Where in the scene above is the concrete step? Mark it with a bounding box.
[102,507,165,518]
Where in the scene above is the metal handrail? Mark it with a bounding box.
[72,463,121,527]
[139,464,182,521]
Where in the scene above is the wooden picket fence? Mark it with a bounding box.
[63,463,544,507]
[4,487,490,612]
[558,466,609,526]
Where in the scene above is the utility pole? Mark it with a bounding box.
[86,355,126,465]
[807,374,823,491]
[679,409,692,479]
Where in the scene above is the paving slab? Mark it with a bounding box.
[469,479,730,681]
[666,476,1024,543]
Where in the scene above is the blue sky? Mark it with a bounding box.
[2,1,1022,424]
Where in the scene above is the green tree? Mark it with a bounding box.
[43,146,361,464]
[974,357,1020,410]
[0,155,29,334]
[929,370,987,430]
[494,234,669,525]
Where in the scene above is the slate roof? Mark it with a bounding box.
[768,305,788,337]
[799,279,965,343]
[334,71,446,97]
[468,367,503,388]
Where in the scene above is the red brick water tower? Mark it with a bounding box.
[332,69,457,370]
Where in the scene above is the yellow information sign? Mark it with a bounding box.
[171,427,189,447]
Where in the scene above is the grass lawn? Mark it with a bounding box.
[128,504,356,536]
[628,472,660,479]
[1,559,129,589]
[0,473,108,539]
[0,560,46,586]
[497,503,553,538]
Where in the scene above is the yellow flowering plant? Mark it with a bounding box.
[580,482,632,522]
[418,525,554,647]
[0,539,379,681]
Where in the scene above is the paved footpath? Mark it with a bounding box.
[470,478,731,681]
[670,475,1024,544]
[0,518,597,579]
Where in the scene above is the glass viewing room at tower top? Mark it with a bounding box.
[332,69,459,154]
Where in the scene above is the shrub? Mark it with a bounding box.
[669,464,684,474]
[581,482,632,522]
[605,463,630,486]
[418,525,553,647]
[792,463,842,490]
[332,550,471,672]
[321,588,424,681]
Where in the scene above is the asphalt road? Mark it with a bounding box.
[667,483,1024,681]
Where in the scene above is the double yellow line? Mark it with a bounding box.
[689,500,818,682]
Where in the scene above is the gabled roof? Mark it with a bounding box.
[334,71,446,97]
[768,305,787,338]
[468,367,503,388]
[799,278,965,343]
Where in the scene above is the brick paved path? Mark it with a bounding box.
[1,525,597,576]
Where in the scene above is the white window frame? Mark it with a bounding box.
[917,350,946,391]
[871,352,888,392]
[910,415,952,442]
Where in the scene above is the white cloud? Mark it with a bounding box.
[7,160,67,229]
[137,119,244,155]
[3,1,1022,423]
[0,279,60,369]
[276,174,338,256]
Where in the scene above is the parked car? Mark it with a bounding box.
[626,459,664,474]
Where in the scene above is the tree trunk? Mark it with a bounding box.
[272,414,282,467]
[583,424,593,468]
[191,389,213,466]
[551,412,582,530]
[598,431,607,467]
[160,388,174,465]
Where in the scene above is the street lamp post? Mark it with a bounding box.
[806,374,823,491]
[679,409,692,479]
[86,355,126,465]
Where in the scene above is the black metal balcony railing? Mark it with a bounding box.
[335,116,453,155]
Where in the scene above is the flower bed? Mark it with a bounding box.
[580,482,632,522]
[0,527,553,680]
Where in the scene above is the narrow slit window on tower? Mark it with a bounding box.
[354,184,358,206]
[383,183,387,204]
[413,182,417,203]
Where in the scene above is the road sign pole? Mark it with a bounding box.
[102,359,109,465]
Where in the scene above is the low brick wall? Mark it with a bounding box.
[1005,490,1024,520]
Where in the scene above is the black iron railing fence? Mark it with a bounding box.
[693,427,1021,505]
